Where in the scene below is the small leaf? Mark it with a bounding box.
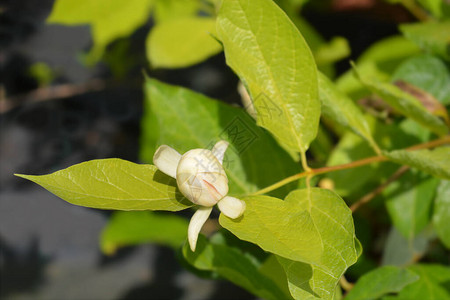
[220,188,360,299]
[433,180,450,248]
[385,147,450,180]
[100,211,188,255]
[182,233,292,300]
[318,72,379,153]
[16,159,192,211]
[400,21,450,61]
[393,264,450,299]
[384,170,439,239]
[354,66,449,136]
[216,0,320,155]
[147,17,222,68]
[336,36,420,100]
[416,0,450,19]
[345,266,419,300]
[47,0,154,63]
[314,36,350,66]
[142,78,300,197]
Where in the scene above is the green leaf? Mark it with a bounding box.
[417,0,450,19]
[433,180,450,248]
[384,170,439,239]
[382,227,433,266]
[314,37,350,67]
[400,21,450,61]
[392,54,450,105]
[345,266,419,300]
[182,234,292,300]
[392,264,450,299]
[385,147,450,180]
[100,211,188,255]
[216,0,320,155]
[153,0,201,23]
[47,0,154,64]
[147,17,222,68]
[336,36,420,100]
[15,159,191,211]
[354,66,449,136]
[220,188,360,299]
[318,72,379,153]
[141,78,300,197]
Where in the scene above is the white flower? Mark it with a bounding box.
[153,140,246,251]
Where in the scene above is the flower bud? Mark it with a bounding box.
[176,149,229,207]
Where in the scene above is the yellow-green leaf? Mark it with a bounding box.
[354,67,449,136]
[219,188,360,299]
[318,72,380,153]
[16,159,191,211]
[147,17,222,68]
[216,0,320,155]
[47,0,154,63]
[385,147,450,180]
[345,266,419,300]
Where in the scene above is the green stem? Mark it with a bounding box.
[252,135,450,196]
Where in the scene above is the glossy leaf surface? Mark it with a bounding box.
[217,0,320,154]
[16,159,191,211]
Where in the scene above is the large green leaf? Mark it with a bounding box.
[147,17,222,68]
[47,0,154,63]
[433,180,450,248]
[345,266,418,300]
[141,78,300,197]
[318,72,379,152]
[388,264,450,300]
[100,211,188,255]
[400,21,450,61]
[220,188,360,299]
[384,170,439,239]
[354,67,449,135]
[16,159,191,211]
[216,0,320,155]
[182,233,292,300]
[392,54,450,105]
[385,147,450,180]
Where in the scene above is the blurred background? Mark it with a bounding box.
[0,0,424,299]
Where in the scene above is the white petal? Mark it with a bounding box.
[212,140,229,165]
[153,145,181,178]
[218,196,246,219]
[177,149,228,206]
[188,207,213,252]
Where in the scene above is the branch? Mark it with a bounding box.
[350,165,409,212]
[253,135,450,196]
[0,78,140,114]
